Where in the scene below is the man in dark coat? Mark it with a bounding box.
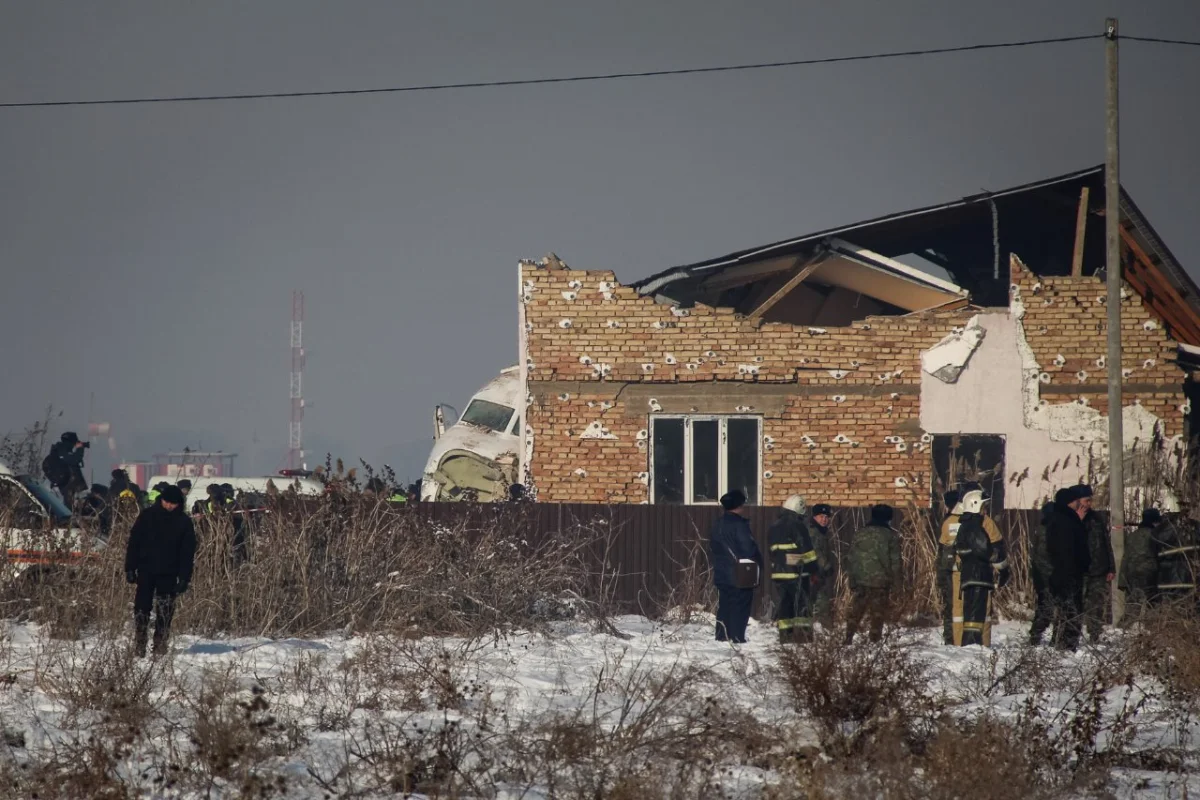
[709,490,762,644]
[1046,487,1089,651]
[808,503,836,626]
[1119,508,1161,624]
[1072,484,1115,644]
[125,485,197,656]
[1028,501,1057,645]
[768,495,818,644]
[845,504,902,644]
[78,483,112,540]
[43,432,88,503]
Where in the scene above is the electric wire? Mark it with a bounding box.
[0,33,1101,109]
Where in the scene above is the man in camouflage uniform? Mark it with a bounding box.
[808,503,836,626]
[1072,485,1115,644]
[768,495,819,644]
[1028,500,1057,645]
[1119,508,1161,625]
[844,504,902,644]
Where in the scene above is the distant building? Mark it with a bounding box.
[152,451,237,479]
[518,166,1200,509]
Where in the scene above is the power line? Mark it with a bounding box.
[0,33,1100,109]
[1124,35,1200,47]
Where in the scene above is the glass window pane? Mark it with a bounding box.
[692,420,720,503]
[459,400,515,434]
[727,418,760,504]
[651,418,685,504]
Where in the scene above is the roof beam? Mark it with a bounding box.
[747,253,828,322]
[1071,186,1090,277]
[1120,225,1200,344]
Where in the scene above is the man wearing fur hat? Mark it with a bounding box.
[124,485,197,657]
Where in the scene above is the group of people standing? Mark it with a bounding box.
[709,482,1193,649]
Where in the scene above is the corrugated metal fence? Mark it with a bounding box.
[393,502,1041,615]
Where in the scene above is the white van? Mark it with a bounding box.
[0,460,98,581]
[421,367,522,502]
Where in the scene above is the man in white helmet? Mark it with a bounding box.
[936,489,963,645]
[768,494,819,643]
[951,489,1010,646]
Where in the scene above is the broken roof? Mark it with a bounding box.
[633,166,1200,343]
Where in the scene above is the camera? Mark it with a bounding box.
[81,441,91,449]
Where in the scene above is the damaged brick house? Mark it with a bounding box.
[517,166,1200,509]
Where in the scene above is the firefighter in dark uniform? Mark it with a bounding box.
[768,495,818,644]
[952,490,1010,646]
[808,503,835,627]
[1153,512,1199,608]
[937,490,963,645]
[1072,485,1115,644]
[1119,508,1161,624]
[1028,500,1057,645]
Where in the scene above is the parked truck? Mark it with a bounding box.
[420,367,522,502]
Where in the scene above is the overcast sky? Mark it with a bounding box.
[2,1,1198,481]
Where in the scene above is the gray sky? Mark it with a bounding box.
[2,1,1197,481]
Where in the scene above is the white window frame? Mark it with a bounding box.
[649,415,763,505]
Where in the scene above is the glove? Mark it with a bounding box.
[176,579,190,594]
[125,570,137,585]
[996,567,1011,588]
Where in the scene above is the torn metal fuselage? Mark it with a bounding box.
[421,367,522,502]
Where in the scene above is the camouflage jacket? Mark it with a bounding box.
[846,523,902,591]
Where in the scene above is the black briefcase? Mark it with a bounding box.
[733,558,760,589]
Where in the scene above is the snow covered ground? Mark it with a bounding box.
[0,615,1196,798]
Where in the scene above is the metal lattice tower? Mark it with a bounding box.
[288,291,306,471]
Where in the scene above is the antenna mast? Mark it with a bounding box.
[288,291,306,471]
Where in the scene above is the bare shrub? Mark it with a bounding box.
[777,629,938,756]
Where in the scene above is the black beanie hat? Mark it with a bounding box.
[870,504,894,524]
[720,490,747,511]
[1071,484,1094,499]
[161,485,185,505]
[1141,508,1163,527]
[61,431,79,444]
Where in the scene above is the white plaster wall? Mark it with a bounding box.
[920,313,1088,509]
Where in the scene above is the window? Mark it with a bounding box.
[459,400,516,434]
[650,416,762,505]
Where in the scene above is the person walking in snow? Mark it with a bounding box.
[124,485,196,657]
[709,490,762,644]
[844,504,902,644]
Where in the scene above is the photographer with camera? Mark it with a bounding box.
[42,431,89,503]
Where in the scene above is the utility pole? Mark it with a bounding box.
[1105,17,1125,625]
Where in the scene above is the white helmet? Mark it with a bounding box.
[962,490,987,514]
[783,494,807,515]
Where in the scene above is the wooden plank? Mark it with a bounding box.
[747,254,827,321]
[1121,254,1200,345]
[1071,186,1090,277]
[1120,226,1200,344]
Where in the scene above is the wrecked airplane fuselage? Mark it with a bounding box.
[421,367,522,502]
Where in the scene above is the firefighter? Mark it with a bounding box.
[844,504,902,644]
[937,489,963,645]
[145,481,171,506]
[1028,500,1057,645]
[941,486,1009,646]
[109,469,144,515]
[1072,485,1115,643]
[768,495,818,644]
[953,490,1008,646]
[1119,508,1161,625]
[808,503,835,627]
[1153,512,1199,608]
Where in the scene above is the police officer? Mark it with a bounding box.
[709,490,762,644]
[768,495,818,644]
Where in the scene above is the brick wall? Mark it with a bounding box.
[522,256,1189,507]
